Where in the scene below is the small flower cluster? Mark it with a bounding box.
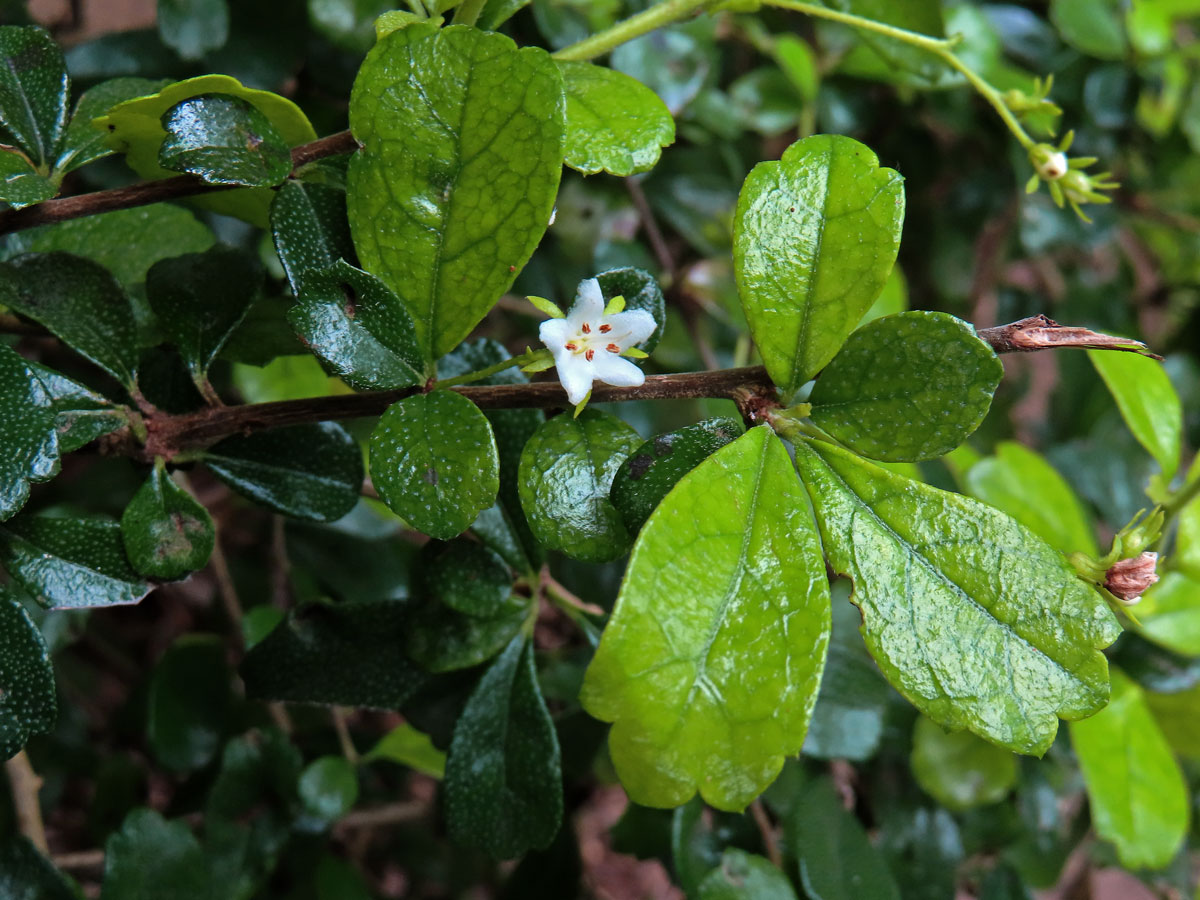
[1025,131,1119,222]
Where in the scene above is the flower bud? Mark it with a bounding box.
[1104,552,1159,604]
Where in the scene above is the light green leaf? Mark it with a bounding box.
[789,776,900,900]
[1,252,140,387]
[97,74,316,226]
[299,756,359,824]
[445,635,563,858]
[910,716,1018,811]
[55,76,167,175]
[102,809,210,900]
[518,409,641,563]
[0,25,68,168]
[859,265,908,326]
[269,179,355,295]
[582,426,831,810]
[1174,454,1200,581]
[0,589,56,760]
[734,134,905,393]
[370,390,500,540]
[809,312,1002,461]
[1070,669,1188,869]
[347,24,565,361]
[1145,682,1200,759]
[793,439,1121,754]
[0,345,59,522]
[1136,572,1200,656]
[158,94,292,187]
[202,423,362,523]
[698,849,798,900]
[964,441,1099,556]
[1089,349,1182,481]
[288,260,425,390]
[0,150,55,208]
[307,0,395,53]
[121,461,215,580]
[558,61,673,176]
[157,0,229,58]
[1050,0,1128,59]
[366,722,446,778]
[0,514,151,609]
[147,636,232,772]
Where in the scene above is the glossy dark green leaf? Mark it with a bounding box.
[445,635,563,858]
[609,417,742,534]
[121,461,215,579]
[147,636,232,772]
[56,76,166,175]
[405,592,530,674]
[269,179,356,295]
[790,776,900,900]
[370,391,499,540]
[28,362,128,454]
[159,94,292,187]
[289,260,424,390]
[0,149,55,207]
[0,345,59,521]
[734,134,904,392]
[146,245,263,383]
[0,836,80,900]
[1089,349,1182,480]
[910,716,1018,811]
[0,25,68,168]
[240,600,428,709]
[203,423,362,523]
[298,756,358,824]
[420,540,511,617]
[697,849,797,900]
[102,808,211,900]
[0,589,56,760]
[558,61,673,176]
[595,266,667,353]
[519,410,640,563]
[157,0,230,60]
[1069,670,1188,869]
[1,252,140,387]
[582,427,831,810]
[809,312,1003,461]
[0,514,151,609]
[347,23,565,361]
[793,439,1122,754]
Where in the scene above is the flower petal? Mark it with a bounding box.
[571,278,605,323]
[556,355,595,406]
[605,309,657,347]
[539,317,572,351]
[590,352,646,389]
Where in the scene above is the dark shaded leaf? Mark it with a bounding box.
[0,345,59,521]
[269,179,356,295]
[697,849,798,900]
[0,25,69,168]
[0,836,80,900]
[157,0,230,60]
[0,589,56,760]
[56,76,166,175]
[121,461,214,579]
[595,266,666,353]
[101,808,210,900]
[147,636,233,772]
[28,362,128,454]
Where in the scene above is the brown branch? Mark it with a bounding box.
[5,750,48,853]
[0,130,359,236]
[976,315,1160,359]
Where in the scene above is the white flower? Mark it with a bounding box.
[539,278,656,406]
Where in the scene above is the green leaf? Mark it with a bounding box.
[0,25,68,168]
[0,589,56,760]
[420,539,511,616]
[157,0,230,60]
[0,345,59,521]
[479,0,529,30]
[146,245,263,384]
[147,636,232,772]
[0,149,55,208]
[0,514,151,609]
[288,260,425,390]
[370,391,499,540]
[1088,349,1182,480]
[697,849,798,900]
[734,134,905,393]
[121,461,215,579]
[56,76,166,175]
[518,409,640,563]
[159,94,293,187]
[595,266,667,353]
[910,716,1018,811]
[1136,572,1200,656]
[0,836,80,900]
[793,439,1122,754]
[298,756,359,824]
[445,635,563,858]
[102,808,211,900]
[609,417,742,535]
[97,74,316,226]
[202,423,363,523]
[347,23,565,361]
[582,426,831,810]
[1069,669,1189,869]
[1050,0,1128,59]
[1178,455,1200,581]
[28,362,127,453]
[824,0,949,85]
[557,61,673,176]
[405,591,530,673]
[269,179,356,295]
[789,776,900,900]
[240,601,428,709]
[1145,682,1200,759]
[307,0,395,53]
[1,252,140,387]
[365,722,446,777]
[964,441,1099,557]
[808,312,1003,462]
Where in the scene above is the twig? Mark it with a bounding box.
[5,750,48,853]
[207,536,244,652]
[542,568,606,616]
[749,799,782,868]
[53,849,106,872]
[976,316,1159,358]
[333,801,427,832]
[331,708,360,765]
